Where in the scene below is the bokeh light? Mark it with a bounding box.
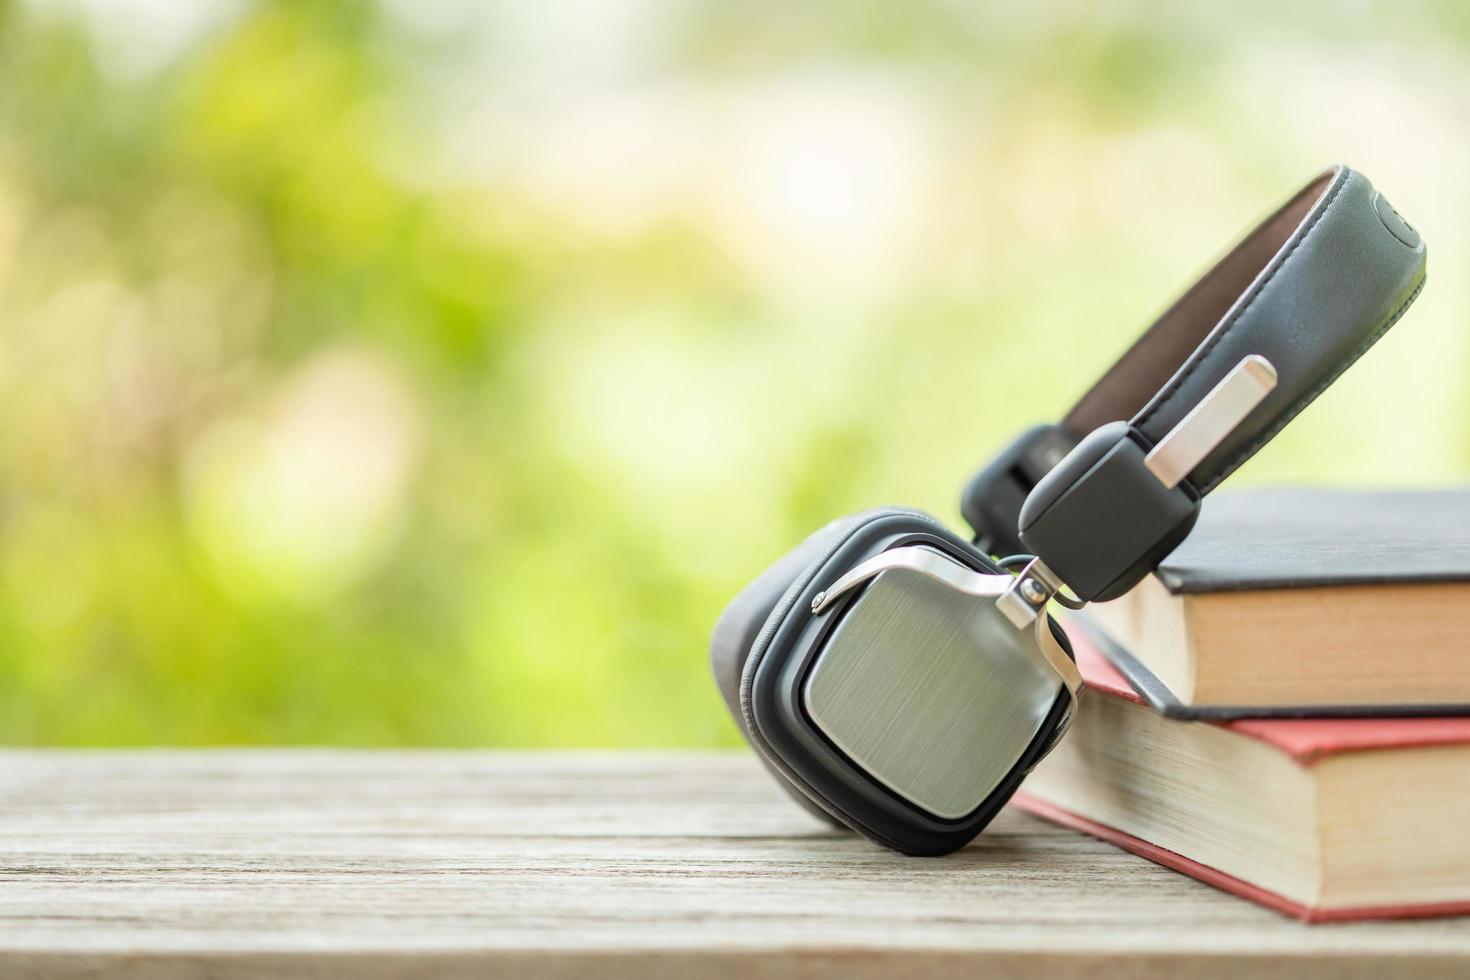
[1,0,1467,744]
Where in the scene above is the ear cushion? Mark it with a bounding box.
[710,515,859,720]
[710,514,863,827]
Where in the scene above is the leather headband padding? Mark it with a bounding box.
[1064,172,1330,434]
[1062,165,1425,494]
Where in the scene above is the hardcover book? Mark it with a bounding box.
[1015,631,1470,922]
[1086,487,1470,715]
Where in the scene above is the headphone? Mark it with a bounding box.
[710,165,1426,855]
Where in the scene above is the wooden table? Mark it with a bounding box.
[0,750,1463,978]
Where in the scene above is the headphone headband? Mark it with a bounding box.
[964,165,1426,561]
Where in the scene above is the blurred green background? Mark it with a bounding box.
[1,0,1467,745]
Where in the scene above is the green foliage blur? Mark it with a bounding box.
[1,0,1468,745]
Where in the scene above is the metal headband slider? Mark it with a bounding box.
[1144,354,1278,489]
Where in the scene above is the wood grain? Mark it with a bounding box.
[0,750,1462,979]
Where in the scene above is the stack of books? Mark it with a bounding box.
[1017,487,1470,922]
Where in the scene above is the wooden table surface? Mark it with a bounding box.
[0,750,1463,979]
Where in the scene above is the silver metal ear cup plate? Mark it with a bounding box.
[803,567,1062,820]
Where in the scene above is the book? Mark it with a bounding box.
[1016,631,1470,922]
[1087,487,1470,713]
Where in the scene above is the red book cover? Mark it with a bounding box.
[1012,630,1470,923]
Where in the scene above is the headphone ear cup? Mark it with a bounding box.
[710,516,861,827]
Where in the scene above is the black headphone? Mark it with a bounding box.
[710,165,1426,855]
